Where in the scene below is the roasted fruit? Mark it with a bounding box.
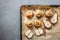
[51,13,58,24]
[26,20,33,28]
[34,20,41,28]
[45,9,53,18]
[35,28,44,36]
[25,30,33,39]
[26,10,34,19]
[43,18,52,29]
[35,9,43,18]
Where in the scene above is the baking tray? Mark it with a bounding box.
[20,5,60,40]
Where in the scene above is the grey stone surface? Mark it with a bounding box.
[0,0,60,40]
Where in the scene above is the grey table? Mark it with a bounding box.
[0,0,60,40]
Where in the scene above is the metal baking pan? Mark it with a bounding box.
[20,5,60,40]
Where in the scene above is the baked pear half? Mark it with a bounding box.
[26,20,33,28]
[51,13,58,24]
[43,18,52,29]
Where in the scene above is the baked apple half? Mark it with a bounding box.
[35,9,43,18]
[45,9,53,18]
[34,20,41,28]
[26,20,33,28]
[26,10,34,19]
